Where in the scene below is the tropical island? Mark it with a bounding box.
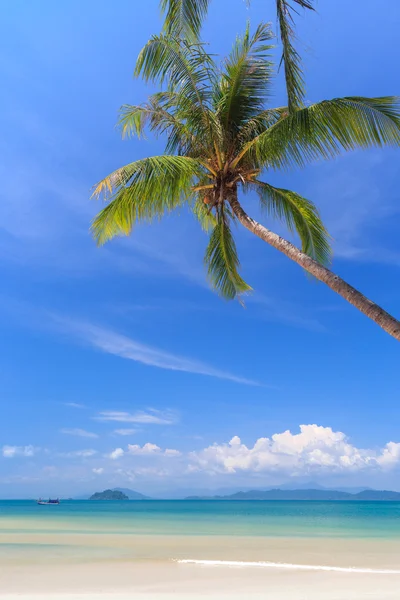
[89,489,129,501]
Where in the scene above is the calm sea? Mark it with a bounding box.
[1,500,400,538]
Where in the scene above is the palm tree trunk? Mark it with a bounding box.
[228,194,400,341]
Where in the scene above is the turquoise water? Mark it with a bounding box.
[1,500,400,539]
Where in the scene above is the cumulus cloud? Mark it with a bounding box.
[190,425,400,475]
[128,443,161,455]
[60,428,98,439]
[376,442,400,467]
[2,445,37,458]
[108,443,181,459]
[109,448,124,460]
[164,448,182,457]
[127,443,181,457]
[92,467,104,475]
[96,409,177,425]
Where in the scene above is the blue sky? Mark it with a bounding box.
[1,0,400,497]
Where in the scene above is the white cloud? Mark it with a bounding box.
[56,319,258,386]
[97,409,177,425]
[2,445,37,458]
[59,449,97,458]
[113,428,138,436]
[109,443,181,459]
[190,425,400,476]
[64,402,86,409]
[92,467,104,475]
[128,443,161,455]
[376,442,400,467]
[164,448,182,457]
[109,448,124,460]
[60,428,98,439]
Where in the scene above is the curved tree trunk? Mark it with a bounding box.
[228,195,400,341]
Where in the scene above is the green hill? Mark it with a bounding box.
[89,489,129,500]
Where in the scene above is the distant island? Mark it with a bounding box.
[89,489,129,500]
[76,488,150,500]
[186,488,400,501]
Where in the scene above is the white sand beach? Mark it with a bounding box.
[1,560,400,599]
[1,533,400,599]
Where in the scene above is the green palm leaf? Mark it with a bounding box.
[159,0,314,112]
[255,181,331,264]
[91,155,203,245]
[160,0,211,42]
[118,97,200,156]
[205,210,252,299]
[215,22,274,135]
[238,107,288,145]
[235,96,400,169]
[276,0,315,113]
[135,35,212,102]
[135,35,222,153]
[191,196,217,232]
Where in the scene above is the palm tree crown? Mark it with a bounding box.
[92,22,400,304]
[160,0,316,113]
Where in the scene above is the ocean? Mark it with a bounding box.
[2,499,400,538]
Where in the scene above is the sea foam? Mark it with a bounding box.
[176,559,400,574]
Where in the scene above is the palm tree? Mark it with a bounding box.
[160,0,315,112]
[91,24,400,340]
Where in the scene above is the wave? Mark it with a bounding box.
[176,559,400,574]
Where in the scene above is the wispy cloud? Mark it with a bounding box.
[97,409,176,425]
[60,428,99,439]
[334,243,400,267]
[64,402,86,409]
[248,294,327,333]
[59,449,97,458]
[308,153,400,268]
[55,318,259,385]
[2,445,37,458]
[113,428,139,436]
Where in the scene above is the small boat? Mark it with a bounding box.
[37,498,60,505]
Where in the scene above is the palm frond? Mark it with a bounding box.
[91,155,203,245]
[191,196,217,232]
[118,97,201,156]
[205,209,252,299]
[234,96,400,169]
[238,107,288,145]
[135,35,222,153]
[160,0,211,42]
[118,102,176,139]
[135,35,212,100]
[276,0,315,113]
[215,22,274,136]
[255,180,331,264]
